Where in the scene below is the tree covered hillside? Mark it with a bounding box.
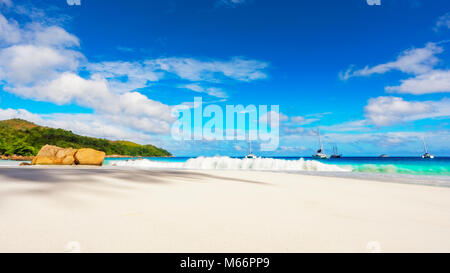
[0,119,172,157]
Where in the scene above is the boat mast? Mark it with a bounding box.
[318,129,323,151]
[422,137,428,154]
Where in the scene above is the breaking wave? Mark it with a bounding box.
[109,156,350,172]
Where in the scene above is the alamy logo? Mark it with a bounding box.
[366,0,381,5]
[67,0,81,6]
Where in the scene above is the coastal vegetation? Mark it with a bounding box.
[0,119,171,157]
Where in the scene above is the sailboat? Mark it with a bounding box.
[421,137,434,159]
[245,139,256,159]
[312,128,328,159]
[330,144,342,158]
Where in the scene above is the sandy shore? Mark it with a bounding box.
[1,166,450,253]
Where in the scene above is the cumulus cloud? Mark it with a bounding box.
[5,72,175,133]
[0,45,82,84]
[386,70,450,94]
[340,43,442,80]
[0,10,176,135]
[364,96,450,126]
[0,7,269,140]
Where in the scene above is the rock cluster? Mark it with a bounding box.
[31,145,105,166]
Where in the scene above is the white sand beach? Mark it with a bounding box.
[1,166,450,253]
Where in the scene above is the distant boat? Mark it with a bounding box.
[245,139,256,159]
[330,144,342,158]
[312,128,328,159]
[379,154,389,158]
[421,137,434,159]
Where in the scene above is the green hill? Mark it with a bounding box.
[0,119,172,157]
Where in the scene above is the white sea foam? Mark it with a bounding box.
[109,156,350,172]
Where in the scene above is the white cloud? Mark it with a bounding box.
[31,25,80,47]
[87,61,161,93]
[9,72,109,105]
[364,96,450,126]
[290,115,319,125]
[87,57,267,95]
[0,13,21,44]
[436,12,450,31]
[386,70,450,94]
[0,45,82,84]
[341,41,450,95]
[340,43,443,80]
[181,83,228,98]
[5,72,175,133]
[0,107,41,122]
[0,11,78,47]
[183,83,203,92]
[150,57,268,82]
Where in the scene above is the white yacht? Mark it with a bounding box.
[421,137,434,159]
[312,128,328,159]
[245,140,257,159]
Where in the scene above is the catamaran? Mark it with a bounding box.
[245,139,257,159]
[330,144,342,158]
[421,137,434,159]
[312,128,328,159]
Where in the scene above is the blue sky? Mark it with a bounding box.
[0,0,449,156]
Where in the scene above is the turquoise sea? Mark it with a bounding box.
[104,156,450,176]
